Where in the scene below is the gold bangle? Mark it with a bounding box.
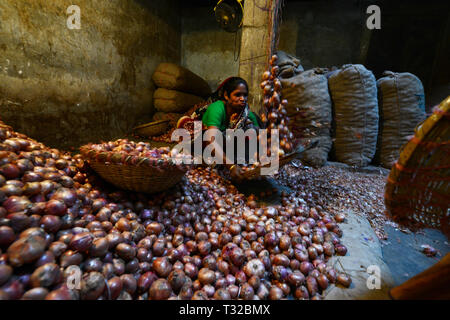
[229,165,236,172]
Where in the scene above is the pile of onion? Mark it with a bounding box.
[0,109,351,301]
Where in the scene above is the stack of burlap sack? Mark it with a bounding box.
[277,50,425,168]
[151,63,211,127]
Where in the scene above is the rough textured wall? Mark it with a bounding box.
[0,0,181,150]
[278,0,363,70]
[181,6,239,91]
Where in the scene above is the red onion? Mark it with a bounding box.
[69,232,93,252]
[288,271,305,287]
[269,286,283,300]
[1,279,24,300]
[213,288,231,300]
[294,286,309,300]
[335,244,347,256]
[1,164,20,179]
[228,284,239,299]
[337,273,352,287]
[35,251,56,267]
[45,200,67,217]
[7,235,46,267]
[80,272,105,300]
[243,258,265,278]
[0,265,13,286]
[198,268,215,285]
[120,274,137,295]
[300,261,313,276]
[22,287,49,300]
[3,196,31,213]
[30,263,61,288]
[115,243,136,261]
[149,279,172,300]
[323,267,336,282]
[60,250,83,268]
[153,257,172,278]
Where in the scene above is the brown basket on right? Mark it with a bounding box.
[385,96,450,237]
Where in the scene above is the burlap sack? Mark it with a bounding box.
[281,68,332,167]
[276,50,304,79]
[152,63,211,97]
[377,71,426,168]
[154,88,204,113]
[328,64,379,167]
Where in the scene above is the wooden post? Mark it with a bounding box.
[238,0,282,115]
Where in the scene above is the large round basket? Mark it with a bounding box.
[385,95,450,237]
[80,146,187,194]
[133,120,170,138]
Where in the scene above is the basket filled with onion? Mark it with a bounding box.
[80,139,191,194]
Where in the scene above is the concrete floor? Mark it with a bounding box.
[380,226,449,287]
[235,175,450,290]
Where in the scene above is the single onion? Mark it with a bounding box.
[149,279,172,300]
[337,274,352,287]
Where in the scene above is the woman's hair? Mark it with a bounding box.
[209,77,248,102]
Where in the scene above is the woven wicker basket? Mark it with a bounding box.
[385,95,450,237]
[133,120,170,138]
[80,146,187,194]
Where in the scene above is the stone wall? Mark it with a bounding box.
[181,6,240,92]
[278,0,363,70]
[0,0,181,150]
